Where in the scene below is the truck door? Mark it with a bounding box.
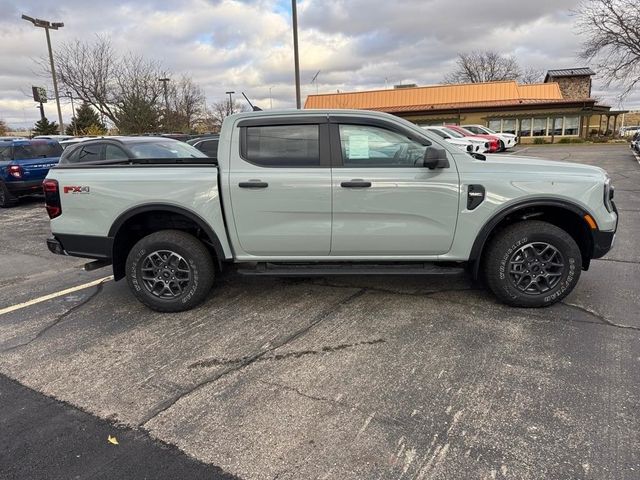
[229,117,332,256]
[329,117,460,256]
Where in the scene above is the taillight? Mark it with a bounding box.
[43,179,61,219]
[8,165,23,179]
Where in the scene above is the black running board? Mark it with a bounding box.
[236,262,466,276]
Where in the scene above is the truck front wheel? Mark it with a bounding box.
[484,220,582,307]
[125,230,215,312]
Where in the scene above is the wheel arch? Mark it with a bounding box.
[469,198,596,279]
[109,203,225,281]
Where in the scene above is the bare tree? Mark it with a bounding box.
[519,66,545,84]
[165,76,205,132]
[0,118,7,135]
[576,0,640,98]
[201,100,248,132]
[444,51,521,84]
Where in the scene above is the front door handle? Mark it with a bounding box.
[239,180,269,189]
[341,180,372,188]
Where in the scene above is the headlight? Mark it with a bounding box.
[604,177,614,212]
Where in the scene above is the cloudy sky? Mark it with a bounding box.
[1,0,637,129]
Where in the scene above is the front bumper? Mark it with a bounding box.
[591,202,618,259]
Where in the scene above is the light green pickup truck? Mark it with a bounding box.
[44,110,617,312]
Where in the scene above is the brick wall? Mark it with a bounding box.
[552,76,591,100]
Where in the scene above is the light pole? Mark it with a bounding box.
[67,91,76,135]
[269,86,274,109]
[225,91,235,116]
[291,0,301,109]
[158,77,170,131]
[22,14,64,133]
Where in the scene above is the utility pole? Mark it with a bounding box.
[291,0,301,109]
[22,14,64,133]
[67,91,76,135]
[225,91,235,116]
[158,77,170,131]
[269,86,274,109]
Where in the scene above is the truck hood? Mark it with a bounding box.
[479,154,607,179]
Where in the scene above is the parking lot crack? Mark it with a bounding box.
[561,301,640,332]
[139,288,368,428]
[188,338,386,369]
[1,283,104,354]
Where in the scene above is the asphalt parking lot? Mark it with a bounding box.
[1,144,639,479]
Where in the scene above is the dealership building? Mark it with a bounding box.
[304,68,625,143]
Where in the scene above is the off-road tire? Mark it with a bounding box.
[125,230,215,312]
[484,220,581,307]
[0,182,18,208]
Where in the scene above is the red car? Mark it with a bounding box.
[445,125,501,152]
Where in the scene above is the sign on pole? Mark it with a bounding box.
[32,86,48,103]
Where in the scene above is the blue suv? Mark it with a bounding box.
[0,139,63,207]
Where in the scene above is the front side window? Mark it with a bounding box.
[339,124,428,168]
[129,141,207,159]
[533,118,547,136]
[520,118,532,137]
[104,144,129,160]
[244,125,319,167]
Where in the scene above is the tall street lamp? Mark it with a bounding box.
[158,77,170,131]
[66,91,76,135]
[225,91,235,116]
[291,0,301,109]
[22,14,65,133]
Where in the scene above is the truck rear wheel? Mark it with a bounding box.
[125,230,215,312]
[484,220,581,307]
[0,182,18,208]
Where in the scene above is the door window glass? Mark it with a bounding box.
[244,125,319,167]
[104,144,129,160]
[338,124,428,167]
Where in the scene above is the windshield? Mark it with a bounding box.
[13,142,63,160]
[442,128,465,139]
[128,141,207,159]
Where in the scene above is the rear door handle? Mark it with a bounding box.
[341,180,372,188]
[239,180,269,189]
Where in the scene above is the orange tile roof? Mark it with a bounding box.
[304,81,567,111]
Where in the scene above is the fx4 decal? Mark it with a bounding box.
[63,186,90,194]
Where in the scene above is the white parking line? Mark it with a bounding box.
[0,276,113,316]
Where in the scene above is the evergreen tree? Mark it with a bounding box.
[33,117,59,135]
[65,102,106,135]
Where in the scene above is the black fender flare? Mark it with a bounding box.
[108,203,226,272]
[469,197,595,279]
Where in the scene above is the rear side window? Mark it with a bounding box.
[62,143,102,164]
[198,139,219,158]
[243,125,319,167]
[13,142,63,160]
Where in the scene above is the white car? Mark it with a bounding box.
[422,126,489,153]
[463,125,518,151]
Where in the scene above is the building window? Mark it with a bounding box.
[551,117,564,136]
[563,116,580,136]
[532,118,547,136]
[520,118,532,137]
[488,119,501,132]
[502,119,517,135]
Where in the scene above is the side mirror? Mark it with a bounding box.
[423,146,450,169]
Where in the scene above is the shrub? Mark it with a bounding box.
[558,138,572,143]
[533,138,547,144]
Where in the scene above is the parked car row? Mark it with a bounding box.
[421,124,517,154]
[631,131,640,154]
[0,133,219,208]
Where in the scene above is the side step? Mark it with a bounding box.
[236,262,466,277]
